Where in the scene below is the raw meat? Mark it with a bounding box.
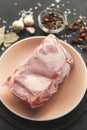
[4,34,73,108]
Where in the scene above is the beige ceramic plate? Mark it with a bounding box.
[0,36,87,121]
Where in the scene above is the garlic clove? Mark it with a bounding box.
[23,15,34,26]
[25,27,36,34]
[12,17,24,32]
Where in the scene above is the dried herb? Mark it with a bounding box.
[3,32,19,47]
[0,26,5,46]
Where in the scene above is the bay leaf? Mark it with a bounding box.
[4,32,19,46]
[0,26,5,46]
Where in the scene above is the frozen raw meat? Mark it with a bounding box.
[4,34,73,108]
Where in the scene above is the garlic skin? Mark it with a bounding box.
[12,17,24,32]
[25,27,36,34]
[23,15,34,26]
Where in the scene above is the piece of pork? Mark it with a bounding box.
[4,34,73,108]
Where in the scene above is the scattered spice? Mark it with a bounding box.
[1,47,5,51]
[80,27,87,34]
[72,25,79,31]
[41,12,64,30]
[68,17,86,31]
[80,17,86,24]
[74,19,80,25]
[80,27,85,34]
[67,17,87,46]
[68,24,73,30]
[80,32,86,38]
[55,0,61,3]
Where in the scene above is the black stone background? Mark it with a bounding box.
[0,0,87,130]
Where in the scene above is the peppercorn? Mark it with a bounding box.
[77,38,84,43]
[68,24,73,30]
[74,20,80,25]
[73,25,79,31]
[80,27,85,34]
[41,12,64,30]
[84,35,87,41]
[72,38,79,43]
[80,33,86,38]
[80,17,86,24]
[83,45,87,50]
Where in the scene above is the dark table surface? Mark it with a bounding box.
[0,0,87,130]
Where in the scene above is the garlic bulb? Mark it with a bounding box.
[23,15,34,26]
[12,17,24,32]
